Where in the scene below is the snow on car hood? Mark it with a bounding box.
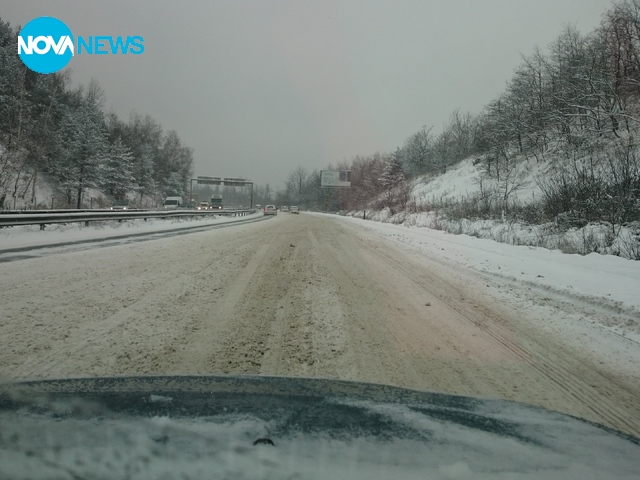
[1,375,638,479]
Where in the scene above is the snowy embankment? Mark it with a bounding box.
[348,158,640,260]
[350,156,640,260]
[361,209,640,261]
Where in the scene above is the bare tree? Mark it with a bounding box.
[286,165,308,200]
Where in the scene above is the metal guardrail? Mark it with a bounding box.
[0,209,164,215]
[0,209,130,215]
[0,209,256,230]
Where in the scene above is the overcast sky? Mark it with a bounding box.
[4,0,613,188]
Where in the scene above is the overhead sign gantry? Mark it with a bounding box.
[190,176,254,208]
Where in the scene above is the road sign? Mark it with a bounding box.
[197,176,221,185]
[223,177,247,186]
[321,170,351,187]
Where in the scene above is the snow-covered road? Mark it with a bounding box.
[1,213,639,437]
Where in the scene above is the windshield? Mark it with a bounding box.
[1,0,639,475]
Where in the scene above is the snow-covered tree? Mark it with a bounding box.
[163,171,185,197]
[379,155,409,211]
[99,138,136,199]
[398,127,434,176]
[53,91,107,208]
[135,143,156,205]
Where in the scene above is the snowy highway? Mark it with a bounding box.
[1,213,639,438]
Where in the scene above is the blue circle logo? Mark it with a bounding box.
[18,17,74,74]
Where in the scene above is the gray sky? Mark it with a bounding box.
[4,0,613,188]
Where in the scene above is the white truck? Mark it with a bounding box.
[163,196,183,209]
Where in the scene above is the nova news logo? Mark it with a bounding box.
[18,16,144,74]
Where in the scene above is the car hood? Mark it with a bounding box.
[1,375,638,479]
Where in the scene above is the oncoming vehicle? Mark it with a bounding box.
[197,201,210,210]
[210,195,223,210]
[163,196,183,209]
[264,204,277,215]
[110,199,133,210]
[290,205,299,214]
[281,206,289,212]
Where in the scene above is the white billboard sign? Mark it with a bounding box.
[321,170,351,187]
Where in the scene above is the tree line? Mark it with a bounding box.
[275,0,640,226]
[0,18,193,209]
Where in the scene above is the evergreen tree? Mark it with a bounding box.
[99,138,135,199]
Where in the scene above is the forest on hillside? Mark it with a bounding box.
[0,18,193,210]
[279,0,640,233]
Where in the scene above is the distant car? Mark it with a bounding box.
[281,206,289,212]
[197,201,210,210]
[290,206,299,214]
[111,199,133,210]
[264,204,277,216]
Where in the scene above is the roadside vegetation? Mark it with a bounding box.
[0,19,193,210]
[276,0,640,260]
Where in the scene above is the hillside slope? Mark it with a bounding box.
[349,155,640,261]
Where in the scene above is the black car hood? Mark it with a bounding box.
[1,375,638,479]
